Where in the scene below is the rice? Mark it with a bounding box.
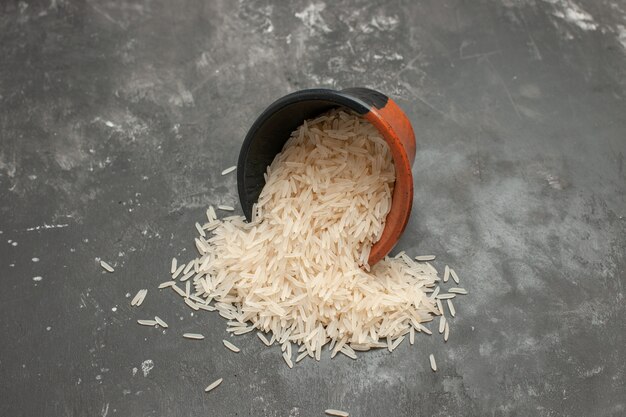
[206,206,217,222]
[450,268,460,284]
[131,289,147,307]
[222,339,240,353]
[179,270,195,282]
[100,260,114,272]
[164,109,463,364]
[183,333,205,340]
[171,284,186,297]
[436,299,444,315]
[438,316,446,334]
[183,261,195,275]
[443,322,449,342]
[447,299,456,317]
[341,346,357,359]
[325,409,349,417]
[158,281,175,289]
[282,351,294,368]
[443,265,450,283]
[170,257,177,274]
[221,166,237,175]
[436,293,456,300]
[257,332,272,346]
[184,298,200,311]
[138,319,158,326]
[448,287,467,294]
[172,264,185,279]
[154,316,168,328]
[205,378,223,392]
[429,353,437,371]
[195,222,206,237]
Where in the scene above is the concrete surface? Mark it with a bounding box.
[1,0,625,416]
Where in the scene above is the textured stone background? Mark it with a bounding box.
[1,0,625,416]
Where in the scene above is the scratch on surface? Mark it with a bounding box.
[370,15,399,32]
[141,359,154,377]
[486,58,522,119]
[617,25,626,52]
[89,2,125,29]
[519,13,543,61]
[101,403,109,417]
[295,2,331,34]
[25,223,69,232]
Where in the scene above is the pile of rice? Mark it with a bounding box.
[169,109,460,361]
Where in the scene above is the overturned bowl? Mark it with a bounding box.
[237,87,416,265]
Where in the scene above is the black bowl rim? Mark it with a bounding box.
[237,88,381,220]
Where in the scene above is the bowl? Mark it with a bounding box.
[237,87,416,265]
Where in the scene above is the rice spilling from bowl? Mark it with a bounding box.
[172,109,452,359]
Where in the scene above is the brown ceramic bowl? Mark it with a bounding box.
[237,88,416,265]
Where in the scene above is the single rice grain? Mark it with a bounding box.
[447,299,456,317]
[429,354,437,371]
[183,333,205,340]
[100,260,114,272]
[325,409,349,417]
[221,166,237,175]
[223,339,240,353]
[450,268,460,284]
[205,378,223,392]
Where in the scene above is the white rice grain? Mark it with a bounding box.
[282,352,294,368]
[295,351,308,363]
[100,260,114,272]
[184,298,199,311]
[195,222,206,237]
[154,316,168,328]
[222,339,240,353]
[447,299,456,317]
[171,284,186,298]
[257,332,272,346]
[221,166,237,175]
[429,353,437,371]
[205,378,223,392]
[131,289,147,307]
[172,264,185,279]
[448,287,468,295]
[415,255,436,261]
[436,293,456,300]
[443,265,450,283]
[183,333,205,340]
[439,316,446,334]
[138,319,158,326]
[325,409,349,417]
[450,268,460,284]
[217,205,235,211]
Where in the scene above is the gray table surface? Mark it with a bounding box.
[1,0,625,416]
